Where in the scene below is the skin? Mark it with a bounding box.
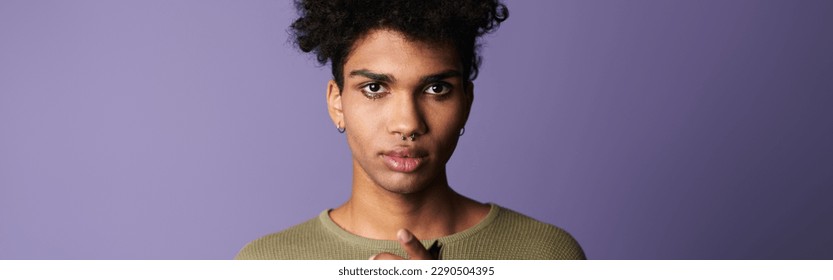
[325,29,491,260]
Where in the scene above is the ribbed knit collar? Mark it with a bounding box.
[317,203,501,250]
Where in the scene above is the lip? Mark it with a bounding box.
[381,148,427,173]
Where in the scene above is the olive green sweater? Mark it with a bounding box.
[235,204,585,260]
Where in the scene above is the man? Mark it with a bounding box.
[236,0,585,260]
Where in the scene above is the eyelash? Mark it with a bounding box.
[359,83,387,100]
[425,82,453,96]
[358,82,454,100]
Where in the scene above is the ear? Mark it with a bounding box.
[462,81,474,124]
[327,80,344,129]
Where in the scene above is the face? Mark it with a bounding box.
[327,29,473,194]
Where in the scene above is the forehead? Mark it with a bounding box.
[344,29,461,76]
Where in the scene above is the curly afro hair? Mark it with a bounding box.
[290,0,508,90]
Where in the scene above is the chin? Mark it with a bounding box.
[380,185,423,195]
[374,173,435,195]
[376,179,425,195]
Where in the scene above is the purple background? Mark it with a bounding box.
[1,0,832,259]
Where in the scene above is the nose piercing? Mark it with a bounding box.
[401,133,417,141]
[409,133,416,141]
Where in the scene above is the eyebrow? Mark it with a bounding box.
[421,70,462,84]
[349,69,394,83]
[348,69,462,84]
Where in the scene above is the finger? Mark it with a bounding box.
[397,229,433,260]
[369,252,404,260]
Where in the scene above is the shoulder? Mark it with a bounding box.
[234,215,333,260]
[485,205,586,259]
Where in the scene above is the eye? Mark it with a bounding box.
[424,83,452,96]
[360,83,388,99]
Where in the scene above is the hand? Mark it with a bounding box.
[369,229,435,260]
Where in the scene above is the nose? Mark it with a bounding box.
[387,93,427,139]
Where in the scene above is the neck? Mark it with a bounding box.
[330,167,488,240]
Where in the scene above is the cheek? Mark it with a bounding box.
[423,104,466,154]
[342,99,383,151]
[426,101,467,131]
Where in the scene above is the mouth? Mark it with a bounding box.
[381,148,427,173]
